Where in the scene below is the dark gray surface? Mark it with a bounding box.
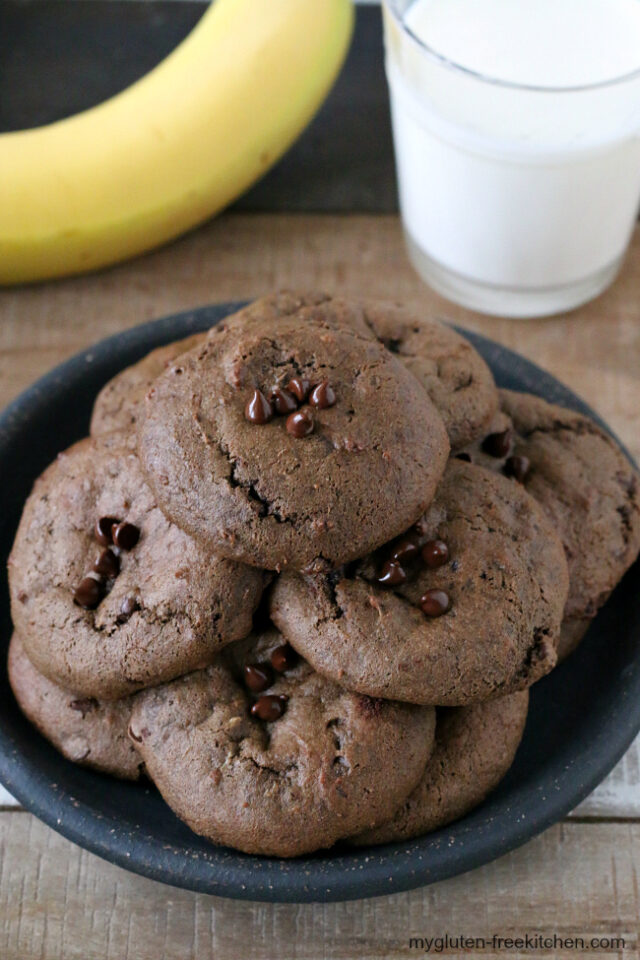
[0,1,397,212]
[0,302,638,902]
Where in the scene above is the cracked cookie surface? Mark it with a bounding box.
[271,460,568,706]
[129,629,436,857]
[9,432,267,699]
[461,390,640,659]
[138,299,450,571]
[8,632,143,780]
[91,333,205,436]
[355,299,497,450]
[351,691,529,846]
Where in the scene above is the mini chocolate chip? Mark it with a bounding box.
[271,387,298,415]
[95,516,119,546]
[310,381,336,409]
[422,540,449,569]
[390,533,421,564]
[287,377,311,403]
[112,522,140,551]
[286,410,314,438]
[482,428,513,458]
[270,644,298,673]
[250,694,288,722]
[504,455,531,483]
[244,663,273,693]
[93,548,120,579]
[376,559,407,587]
[455,452,472,463]
[118,595,139,623]
[420,589,450,617]
[244,388,273,424]
[73,576,105,610]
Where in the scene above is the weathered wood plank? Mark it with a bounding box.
[1,214,638,462]
[0,785,16,807]
[574,741,640,819]
[0,814,638,960]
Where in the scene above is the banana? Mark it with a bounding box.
[0,0,353,284]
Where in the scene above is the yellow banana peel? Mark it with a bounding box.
[0,0,354,284]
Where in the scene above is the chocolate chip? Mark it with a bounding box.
[95,516,119,546]
[244,663,273,693]
[376,559,407,587]
[420,589,450,617]
[309,381,336,409]
[118,595,139,623]
[504,455,530,483]
[287,377,311,403]
[250,694,288,722]
[390,533,421,564]
[286,410,314,438]
[111,522,140,551]
[73,576,105,610]
[93,548,120,579]
[422,540,449,569]
[244,389,273,424]
[270,644,297,673]
[455,452,472,463]
[271,387,298,415]
[482,428,513,458]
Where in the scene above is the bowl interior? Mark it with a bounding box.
[0,302,638,903]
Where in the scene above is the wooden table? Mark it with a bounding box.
[1,213,639,959]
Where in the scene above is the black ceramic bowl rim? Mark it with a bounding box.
[0,302,638,904]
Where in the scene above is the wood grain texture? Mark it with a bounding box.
[0,214,638,460]
[0,213,639,955]
[0,815,638,960]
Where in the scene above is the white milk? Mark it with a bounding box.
[384,0,640,316]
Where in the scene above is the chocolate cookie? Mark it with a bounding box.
[212,293,498,449]
[271,460,568,706]
[130,629,436,857]
[138,301,450,571]
[8,432,266,699]
[461,390,640,659]
[352,691,529,846]
[357,300,497,449]
[90,333,205,436]
[8,632,143,780]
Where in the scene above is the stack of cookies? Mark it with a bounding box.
[7,293,640,857]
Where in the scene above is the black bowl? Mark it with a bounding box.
[0,302,638,903]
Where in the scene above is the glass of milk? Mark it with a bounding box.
[383,0,640,317]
